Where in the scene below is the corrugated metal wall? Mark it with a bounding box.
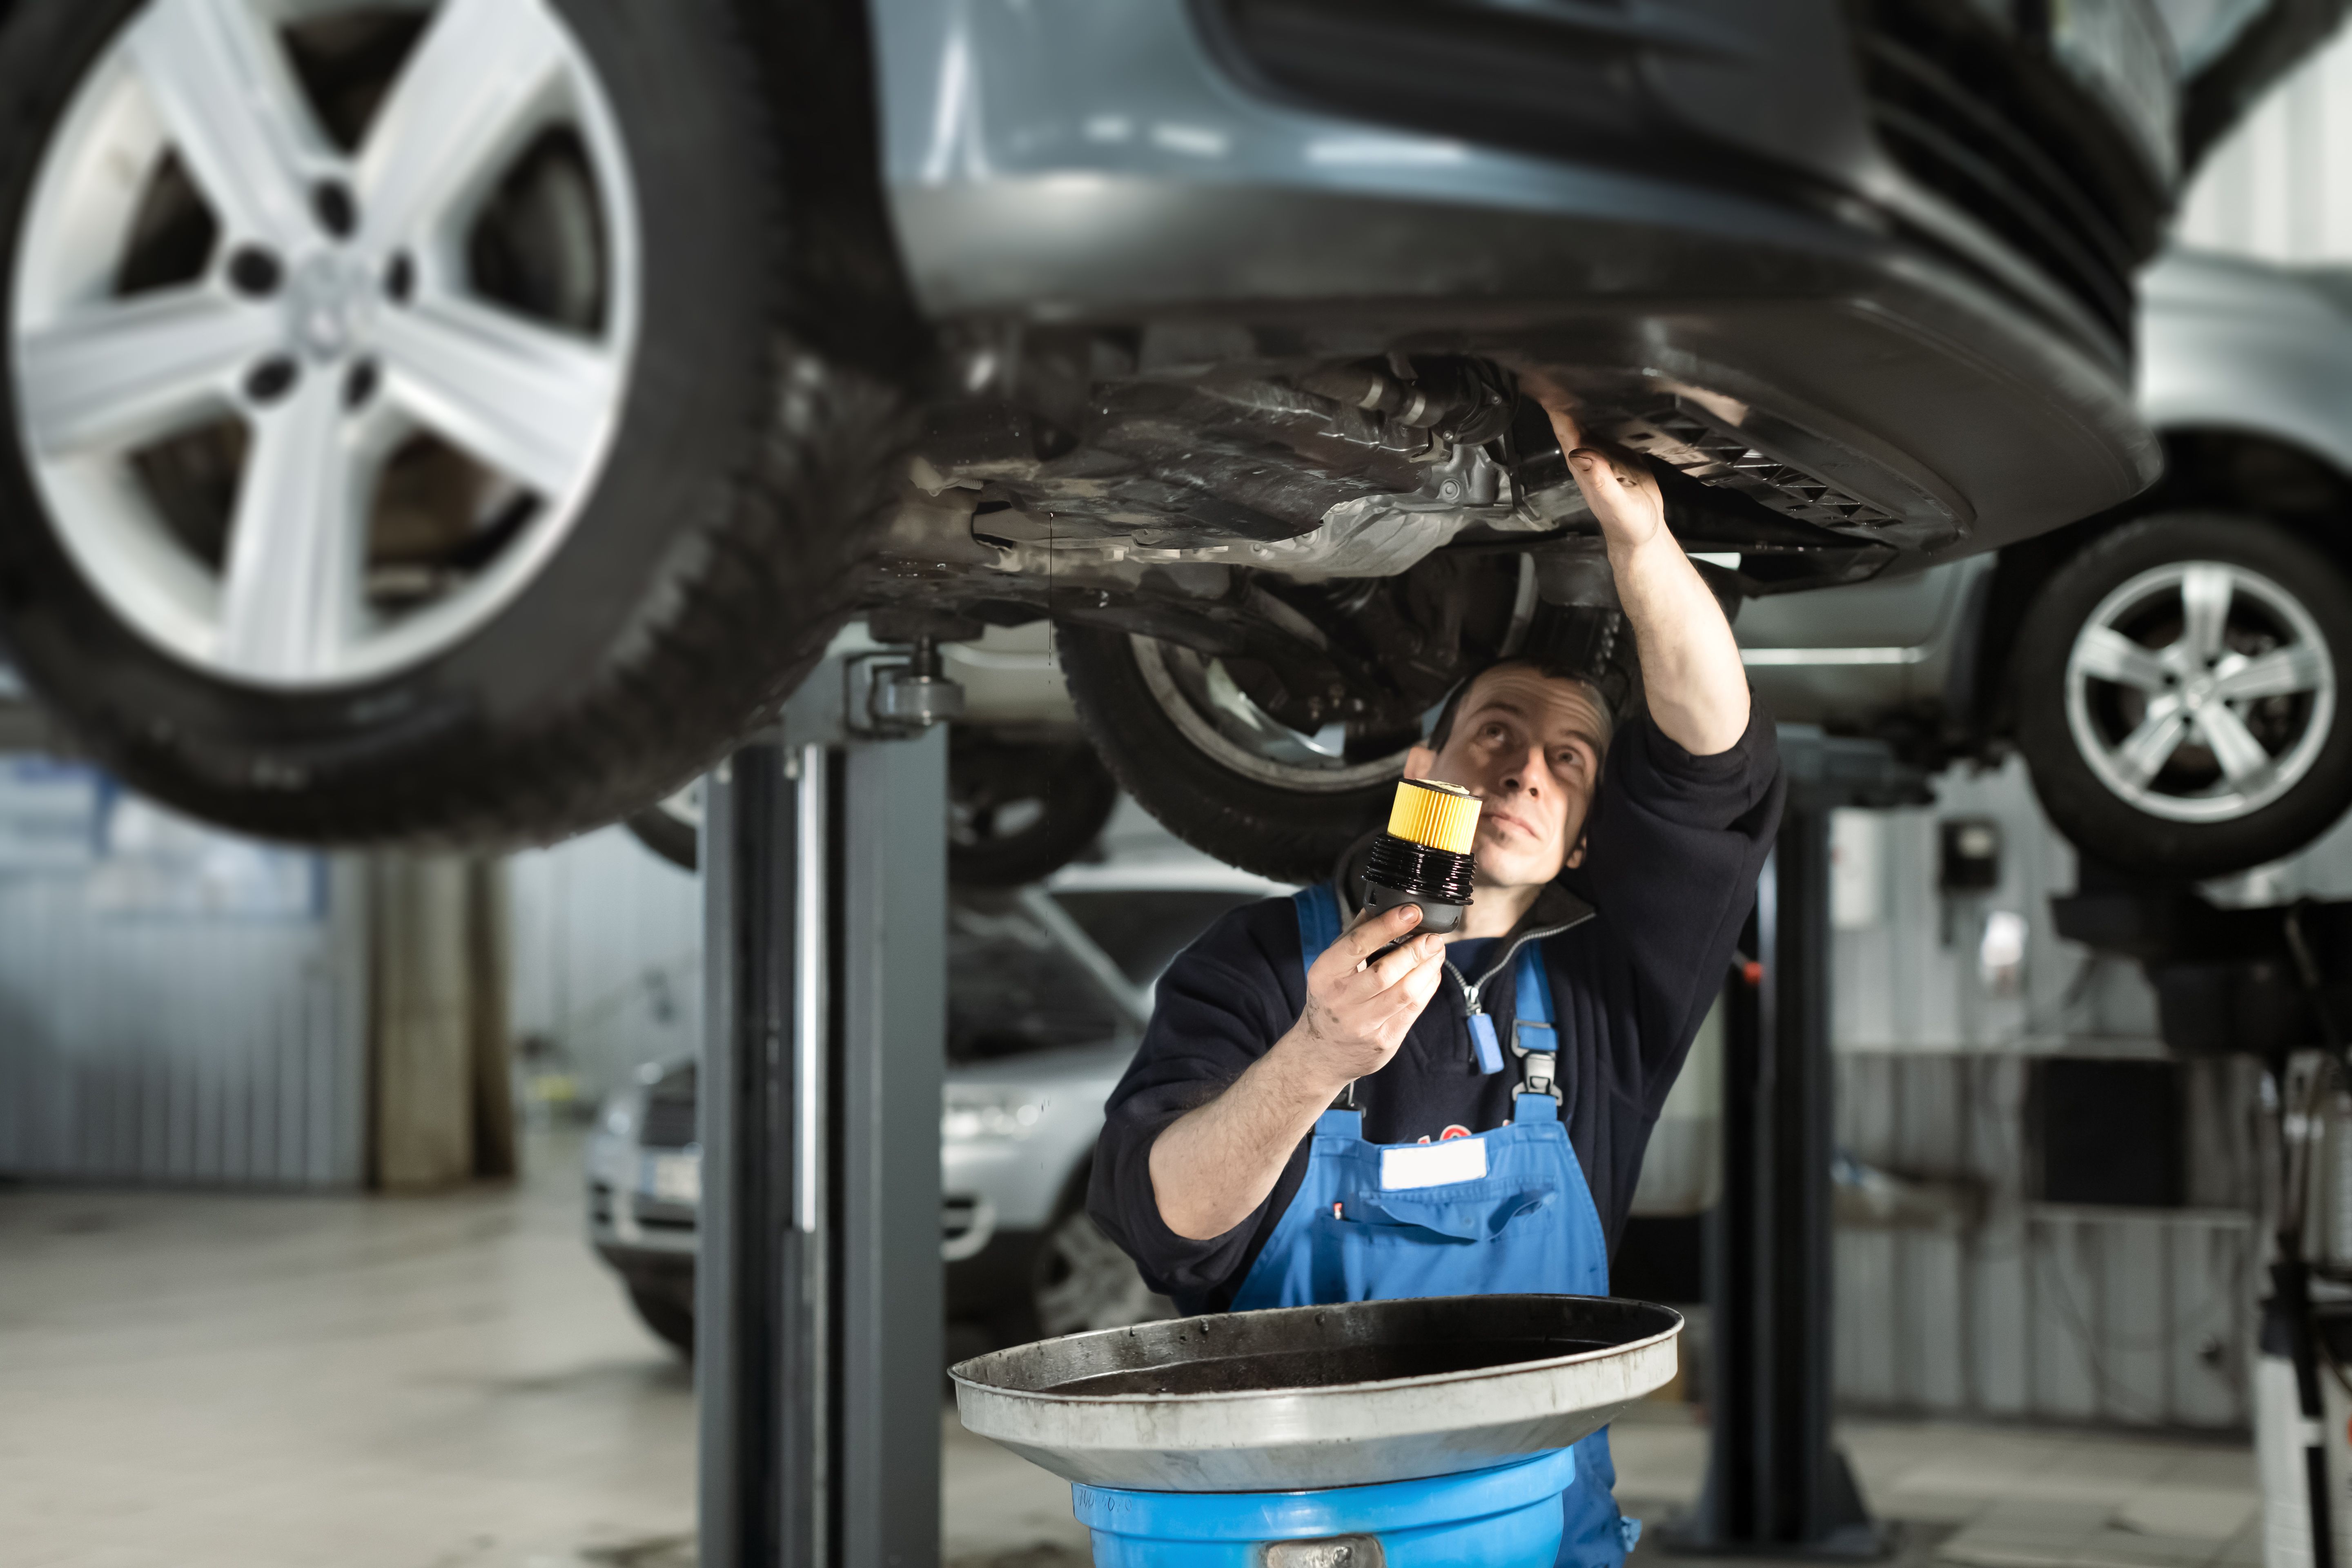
[0,764,368,1187]
[506,822,702,1112]
[1816,747,2307,1431]
[1835,1052,2261,1430]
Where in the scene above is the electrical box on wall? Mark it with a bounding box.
[1940,819,2001,893]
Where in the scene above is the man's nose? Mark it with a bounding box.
[1503,746,1546,794]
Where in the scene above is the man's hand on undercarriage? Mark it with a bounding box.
[1521,373,1753,757]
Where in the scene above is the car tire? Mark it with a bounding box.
[624,781,701,873]
[0,0,909,845]
[626,1279,695,1359]
[2013,512,2352,878]
[624,804,698,873]
[1056,622,1399,884]
[948,728,1120,888]
[1024,1205,1174,1342]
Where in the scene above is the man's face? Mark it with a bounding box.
[1403,666,1609,892]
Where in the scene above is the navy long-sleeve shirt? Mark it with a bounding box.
[1088,707,1784,1314]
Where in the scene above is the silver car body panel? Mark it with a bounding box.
[870,0,1876,315]
[1737,558,1989,725]
[943,1042,1132,1249]
[2139,249,2352,478]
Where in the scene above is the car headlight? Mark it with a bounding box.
[942,1087,1048,1143]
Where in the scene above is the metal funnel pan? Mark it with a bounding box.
[951,1293,1681,1492]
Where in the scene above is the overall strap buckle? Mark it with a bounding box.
[1506,943,1561,1102]
[1512,1021,1562,1101]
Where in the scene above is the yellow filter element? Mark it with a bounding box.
[1387,779,1480,855]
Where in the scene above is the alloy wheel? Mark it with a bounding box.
[2064,559,2336,824]
[9,0,640,688]
[1129,633,1414,793]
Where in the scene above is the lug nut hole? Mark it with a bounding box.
[226,246,281,298]
[312,180,357,240]
[344,359,380,411]
[246,356,298,405]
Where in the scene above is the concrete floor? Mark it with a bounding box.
[0,1132,2261,1568]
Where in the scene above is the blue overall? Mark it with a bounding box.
[1226,886,1635,1568]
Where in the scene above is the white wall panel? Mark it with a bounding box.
[1829,760,2113,1053]
[2179,27,2352,263]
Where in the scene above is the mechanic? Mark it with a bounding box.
[1087,390,1785,1567]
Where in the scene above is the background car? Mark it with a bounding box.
[4,0,2340,878]
[1742,247,2352,879]
[586,848,1282,1354]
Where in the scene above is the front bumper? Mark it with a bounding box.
[873,0,2163,559]
[586,1174,697,1260]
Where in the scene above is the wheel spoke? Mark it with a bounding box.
[2212,642,2328,702]
[15,290,271,457]
[356,0,572,248]
[376,299,619,498]
[2196,703,2275,786]
[2111,697,2190,789]
[216,378,366,681]
[2180,564,2235,666]
[2073,625,2172,693]
[125,0,325,249]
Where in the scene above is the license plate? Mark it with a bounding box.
[643,1153,700,1205]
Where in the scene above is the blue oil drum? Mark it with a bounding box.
[1071,1447,1577,1567]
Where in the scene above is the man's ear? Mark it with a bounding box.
[1564,833,1588,870]
[1403,744,1437,781]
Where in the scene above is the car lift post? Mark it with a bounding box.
[695,641,958,1568]
[1673,726,1924,1559]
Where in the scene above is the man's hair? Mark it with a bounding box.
[1426,658,1616,754]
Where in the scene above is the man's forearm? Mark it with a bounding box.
[1530,412,1750,756]
[1148,1028,1341,1241]
[1607,525,1751,756]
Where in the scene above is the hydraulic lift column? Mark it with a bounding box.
[696,644,957,1568]
[1674,726,1922,1559]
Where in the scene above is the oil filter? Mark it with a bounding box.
[1361,778,1478,942]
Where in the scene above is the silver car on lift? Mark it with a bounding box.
[4,0,2339,888]
[1741,249,2352,880]
[587,846,1282,1354]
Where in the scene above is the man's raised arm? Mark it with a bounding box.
[1528,385,1753,757]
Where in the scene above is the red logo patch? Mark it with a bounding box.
[1439,1125,1473,1141]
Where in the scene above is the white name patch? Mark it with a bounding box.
[1379,1137,1488,1191]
